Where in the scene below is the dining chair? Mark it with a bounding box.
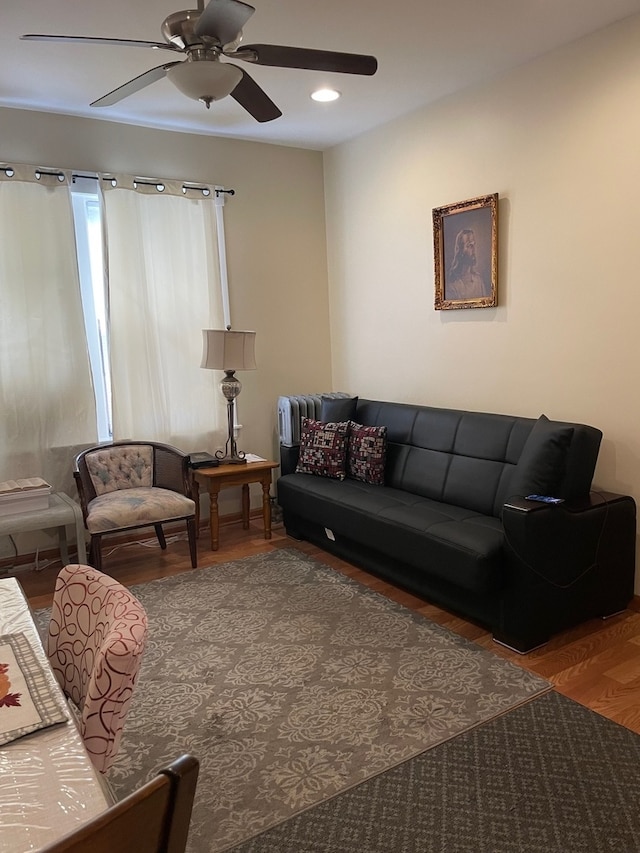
[47,563,148,773]
[39,753,199,853]
[74,441,198,572]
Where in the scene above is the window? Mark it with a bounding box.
[70,174,227,448]
[71,178,112,441]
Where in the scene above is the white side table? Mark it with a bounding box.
[0,492,87,567]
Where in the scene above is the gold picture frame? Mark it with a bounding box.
[433,193,498,310]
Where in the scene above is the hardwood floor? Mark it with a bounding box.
[16,516,640,735]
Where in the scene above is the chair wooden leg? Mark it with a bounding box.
[186,517,197,568]
[89,535,103,572]
[154,524,167,550]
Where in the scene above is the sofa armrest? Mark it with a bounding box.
[502,491,636,587]
[496,491,636,651]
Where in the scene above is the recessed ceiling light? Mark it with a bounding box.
[311,88,341,103]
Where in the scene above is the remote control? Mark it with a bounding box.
[525,494,564,504]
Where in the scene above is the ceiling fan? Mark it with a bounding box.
[21,0,378,123]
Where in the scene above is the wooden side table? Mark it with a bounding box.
[194,461,279,551]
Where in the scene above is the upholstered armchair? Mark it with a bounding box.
[47,563,149,774]
[74,441,197,572]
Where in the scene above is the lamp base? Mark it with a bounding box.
[216,391,249,465]
[214,453,247,465]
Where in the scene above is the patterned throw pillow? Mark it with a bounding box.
[347,421,387,485]
[296,418,349,480]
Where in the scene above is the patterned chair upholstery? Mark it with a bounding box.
[47,563,148,774]
[74,441,197,572]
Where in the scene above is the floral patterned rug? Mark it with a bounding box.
[79,550,551,851]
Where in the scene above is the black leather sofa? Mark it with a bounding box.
[277,399,636,652]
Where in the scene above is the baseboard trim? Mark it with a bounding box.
[0,509,263,571]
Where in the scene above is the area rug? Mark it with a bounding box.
[38,550,550,852]
[230,691,640,852]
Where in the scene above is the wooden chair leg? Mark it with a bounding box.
[186,518,197,569]
[154,524,167,550]
[89,535,103,572]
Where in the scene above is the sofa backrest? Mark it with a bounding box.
[355,400,602,517]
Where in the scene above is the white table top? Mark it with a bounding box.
[0,577,109,852]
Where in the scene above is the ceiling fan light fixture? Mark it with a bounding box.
[311,87,341,103]
[166,59,243,106]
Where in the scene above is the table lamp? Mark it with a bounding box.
[201,327,257,464]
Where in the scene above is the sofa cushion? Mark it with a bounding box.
[508,414,574,499]
[320,396,358,423]
[86,487,195,533]
[296,418,349,480]
[278,473,505,593]
[347,421,387,485]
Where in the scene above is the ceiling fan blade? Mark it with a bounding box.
[229,67,281,123]
[21,34,179,51]
[194,0,255,46]
[236,44,378,75]
[90,62,181,107]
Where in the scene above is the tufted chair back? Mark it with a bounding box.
[47,564,148,774]
[85,445,154,495]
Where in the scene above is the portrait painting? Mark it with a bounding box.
[433,193,498,310]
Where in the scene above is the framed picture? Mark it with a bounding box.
[433,193,498,310]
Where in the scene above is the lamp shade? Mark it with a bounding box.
[201,329,257,371]
[166,60,243,103]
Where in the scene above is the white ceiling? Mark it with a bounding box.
[3,0,640,151]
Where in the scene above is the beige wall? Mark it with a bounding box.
[1,108,331,555]
[324,15,640,589]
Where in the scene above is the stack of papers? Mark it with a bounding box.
[0,478,51,494]
[0,478,52,516]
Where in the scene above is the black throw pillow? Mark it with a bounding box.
[319,396,358,423]
[509,414,574,498]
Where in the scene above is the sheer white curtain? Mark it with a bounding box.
[0,166,97,494]
[102,177,225,450]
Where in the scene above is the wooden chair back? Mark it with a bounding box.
[39,754,199,853]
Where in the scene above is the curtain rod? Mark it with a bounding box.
[0,165,234,196]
